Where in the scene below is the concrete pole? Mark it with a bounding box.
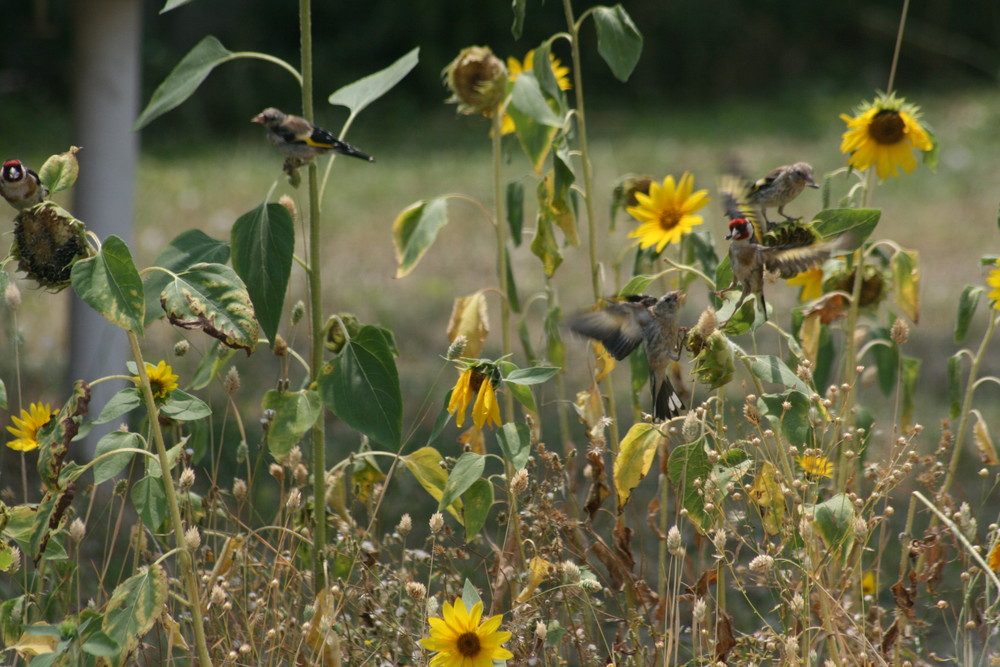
[71,0,141,453]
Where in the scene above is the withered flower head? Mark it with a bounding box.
[12,202,92,290]
[443,46,508,117]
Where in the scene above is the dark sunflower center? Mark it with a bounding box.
[657,209,682,231]
[456,631,481,657]
[868,110,905,145]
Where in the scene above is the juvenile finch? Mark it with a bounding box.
[745,162,818,226]
[252,108,375,163]
[568,292,685,421]
[1,159,48,211]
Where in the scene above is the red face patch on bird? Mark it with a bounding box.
[726,218,752,240]
[2,160,25,182]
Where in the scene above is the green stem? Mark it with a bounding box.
[491,111,514,420]
[941,314,998,498]
[562,0,620,451]
[127,333,212,666]
[229,52,303,85]
[299,0,328,593]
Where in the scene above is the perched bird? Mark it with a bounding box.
[251,108,375,163]
[1,159,48,211]
[745,162,818,226]
[716,182,830,321]
[568,292,685,421]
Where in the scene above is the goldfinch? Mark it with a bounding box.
[568,292,686,421]
[745,162,818,226]
[251,108,374,163]
[1,159,48,211]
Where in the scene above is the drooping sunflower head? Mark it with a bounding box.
[447,361,502,430]
[7,402,54,452]
[839,91,936,179]
[443,46,508,117]
[626,172,709,253]
[420,597,514,667]
[798,454,834,480]
[141,360,179,399]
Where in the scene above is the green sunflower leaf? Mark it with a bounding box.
[143,229,230,326]
[102,564,169,659]
[439,452,485,511]
[160,262,259,355]
[329,47,419,117]
[71,235,145,335]
[510,72,562,128]
[810,494,855,552]
[37,147,80,194]
[496,422,531,470]
[318,325,401,449]
[462,478,494,541]
[811,208,881,250]
[758,391,813,448]
[461,578,482,611]
[507,100,557,173]
[955,285,983,344]
[748,355,810,394]
[131,475,167,530]
[530,210,563,277]
[511,0,527,38]
[504,366,560,386]
[158,390,212,422]
[900,356,921,427]
[667,438,712,532]
[134,36,240,131]
[94,388,142,425]
[261,389,323,459]
[507,180,524,246]
[392,198,448,278]
[93,430,142,485]
[231,202,294,347]
[592,5,643,82]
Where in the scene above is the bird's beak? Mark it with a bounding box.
[725,232,733,240]
[807,177,820,189]
[251,114,264,124]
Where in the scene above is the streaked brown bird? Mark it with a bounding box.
[568,292,685,421]
[1,159,47,211]
[252,108,374,163]
[715,182,829,321]
[745,162,818,226]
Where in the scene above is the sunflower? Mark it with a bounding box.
[797,454,833,480]
[626,173,709,253]
[138,360,179,399]
[7,402,53,452]
[500,49,572,135]
[448,365,502,430]
[420,598,514,667]
[987,260,1000,310]
[786,266,825,302]
[840,92,934,179]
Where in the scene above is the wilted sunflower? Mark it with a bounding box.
[986,259,1000,310]
[840,91,934,179]
[447,364,501,430]
[626,172,709,253]
[7,402,53,452]
[420,598,513,667]
[798,454,833,480]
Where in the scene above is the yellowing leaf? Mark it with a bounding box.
[574,384,604,432]
[749,462,784,536]
[593,341,616,383]
[613,423,662,511]
[892,249,920,323]
[9,627,58,656]
[447,291,490,358]
[988,541,1000,573]
[516,556,554,603]
[401,447,463,522]
[210,534,245,582]
[799,312,821,366]
[161,612,189,653]
[306,588,343,667]
[974,412,999,465]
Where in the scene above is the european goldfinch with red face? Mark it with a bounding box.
[1,159,48,211]
[252,108,374,163]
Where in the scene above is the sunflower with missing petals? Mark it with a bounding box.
[840,91,935,179]
[798,454,834,480]
[626,172,709,253]
[500,49,572,135]
[7,402,53,452]
[420,598,513,667]
[986,259,1000,310]
[136,360,179,399]
[786,266,825,302]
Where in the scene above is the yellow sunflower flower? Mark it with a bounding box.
[840,92,934,179]
[500,49,572,135]
[420,598,514,667]
[447,369,476,428]
[137,360,179,399]
[7,402,54,452]
[786,266,825,302]
[798,454,833,480]
[986,260,1000,310]
[626,172,709,253]
[861,571,878,596]
[472,378,501,430]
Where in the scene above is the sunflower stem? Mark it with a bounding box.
[886,0,911,94]
[126,332,212,666]
[491,110,514,422]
